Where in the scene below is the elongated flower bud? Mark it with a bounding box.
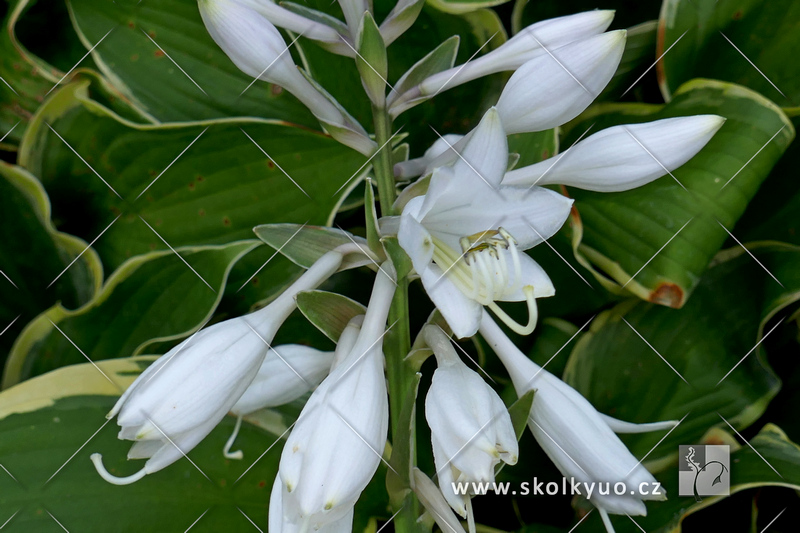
[338,0,370,41]
[393,133,464,179]
[236,0,343,44]
[503,115,726,191]
[496,31,626,134]
[479,312,677,530]
[417,11,614,99]
[424,326,517,533]
[90,250,350,485]
[231,345,335,416]
[275,266,394,530]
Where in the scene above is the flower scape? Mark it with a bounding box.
[0,0,798,532]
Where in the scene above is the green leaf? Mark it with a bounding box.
[506,129,558,168]
[562,243,800,468]
[390,37,459,106]
[507,389,535,441]
[356,11,388,107]
[19,81,367,272]
[254,224,374,270]
[296,290,367,342]
[2,240,257,387]
[427,0,512,16]
[65,0,318,124]
[585,424,800,532]
[0,162,103,358]
[657,0,800,106]
[599,20,659,101]
[562,79,794,307]
[0,357,281,532]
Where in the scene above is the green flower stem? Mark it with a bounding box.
[371,104,423,533]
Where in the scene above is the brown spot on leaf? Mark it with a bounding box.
[188,182,195,190]
[198,209,206,217]
[258,480,266,488]
[733,10,743,20]
[196,174,204,182]
[223,216,231,226]
[649,282,684,308]
[131,54,139,62]
[154,50,165,58]
[267,160,274,169]
[541,149,550,159]
[270,84,283,96]
[128,21,135,29]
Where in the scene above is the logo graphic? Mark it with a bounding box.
[678,445,730,500]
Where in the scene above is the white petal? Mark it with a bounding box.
[398,205,435,275]
[504,115,726,191]
[431,435,468,517]
[450,108,508,189]
[496,31,626,134]
[394,134,464,179]
[420,185,573,253]
[338,0,369,39]
[420,265,482,339]
[238,0,343,43]
[498,254,554,302]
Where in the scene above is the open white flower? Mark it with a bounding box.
[90,250,348,485]
[424,326,517,533]
[275,267,394,531]
[479,313,677,532]
[388,108,573,338]
[503,115,726,191]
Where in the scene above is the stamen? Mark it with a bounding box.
[474,252,495,304]
[222,415,244,460]
[465,498,477,533]
[90,453,147,485]
[487,286,538,335]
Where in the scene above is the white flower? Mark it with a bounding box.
[389,107,573,338]
[423,326,517,533]
[495,31,626,134]
[503,116,726,191]
[231,345,335,416]
[275,267,394,530]
[232,0,343,44]
[395,10,614,110]
[90,250,347,485]
[337,0,369,41]
[394,133,464,179]
[479,312,677,531]
[269,476,354,533]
